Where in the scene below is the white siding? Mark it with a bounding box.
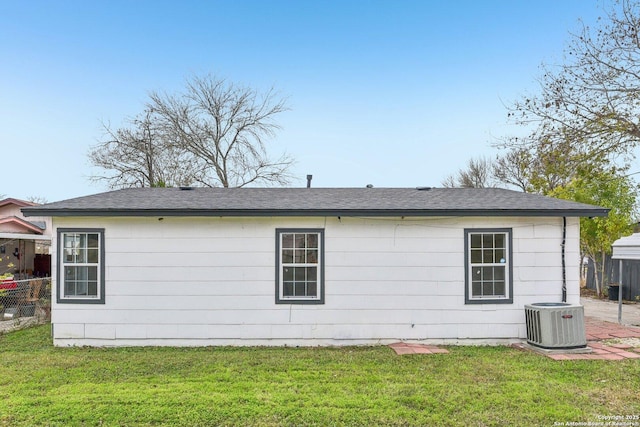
[50,215,580,346]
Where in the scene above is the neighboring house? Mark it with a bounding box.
[0,198,52,277]
[23,187,608,347]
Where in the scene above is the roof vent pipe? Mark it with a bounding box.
[306,175,313,188]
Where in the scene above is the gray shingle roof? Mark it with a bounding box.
[21,187,609,218]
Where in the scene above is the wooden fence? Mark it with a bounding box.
[585,256,640,301]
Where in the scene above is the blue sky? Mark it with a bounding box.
[0,0,603,202]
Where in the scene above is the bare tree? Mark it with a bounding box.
[89,109,203,189]
[492,148,533,192]
[505,0,640,162]
[441,156,497,188]
[149,75,293,188]
[25,196,48,204]
[440,174,457,188]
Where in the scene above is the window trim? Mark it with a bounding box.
[464,228,513,305]
[57,228,105,304]
[275,228,325,305]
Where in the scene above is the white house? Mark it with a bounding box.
[22,187,608,347]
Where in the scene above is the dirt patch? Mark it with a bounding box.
[581,286,601,298]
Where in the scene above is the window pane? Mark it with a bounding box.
[307,282,317,297]
[470,234,481,249]
[64,267,76,296]
[294,234,306,249]
[88,233,99,248]
[87,248,99,263]
[472,267,482,279]
[282,234,294,249]
[283,267,293,281]
[76,280,88,296]
[79,233,87,248]
[470,249,482,263]
[307,249,318,263]
[294,267,306,281]
[64,234,76,249]
[494,281,505,297]
[88,266,97,281]
[64,234,77,262]
[494,234,505,249]
[282,250,293,263]
[294,282,305,296]
[64,248,75,263]
[88,281,98,296]
[76,248,88,263]
[495,267,505,280]
[307,267,317,281]
[283,282,294,296]
[65,266,77,281]
[482,234,493,248]
[482,250,493,263]
[472,281,482,297]
[483,267,494,280]
[495,249,505,263]
[64,278,75,296]
[306,234,318,248]
[482,282,494,296]
[76,266,89,281]
[294,249,305,263]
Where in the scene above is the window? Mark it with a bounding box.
[465,228,512,304]
[276,229,324,304]
[57,229,105,304]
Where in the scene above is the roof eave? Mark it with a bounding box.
[21,208,611,218]
[0,198,36,208]
[0,216,45,234]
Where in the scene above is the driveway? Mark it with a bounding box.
[581,296,640,326]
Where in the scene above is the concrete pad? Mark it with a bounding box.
[581,297,640,326]
[518,342,592,356]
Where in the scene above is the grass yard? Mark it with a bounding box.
[1,326,639,426]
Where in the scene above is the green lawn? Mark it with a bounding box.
[1,325,639,426]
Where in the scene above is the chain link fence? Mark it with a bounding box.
[0,277,51,327]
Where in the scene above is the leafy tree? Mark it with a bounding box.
[550,168,638,296]
[506,0,640,163]
[495,133,613,195]
[489,0,640,297]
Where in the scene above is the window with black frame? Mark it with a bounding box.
[465,228,512,304]
[276,229,324,304]
[58,229,105,304]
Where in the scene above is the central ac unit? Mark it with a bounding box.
[524,303,587,349]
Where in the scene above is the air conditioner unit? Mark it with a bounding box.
[524,303,587,349]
